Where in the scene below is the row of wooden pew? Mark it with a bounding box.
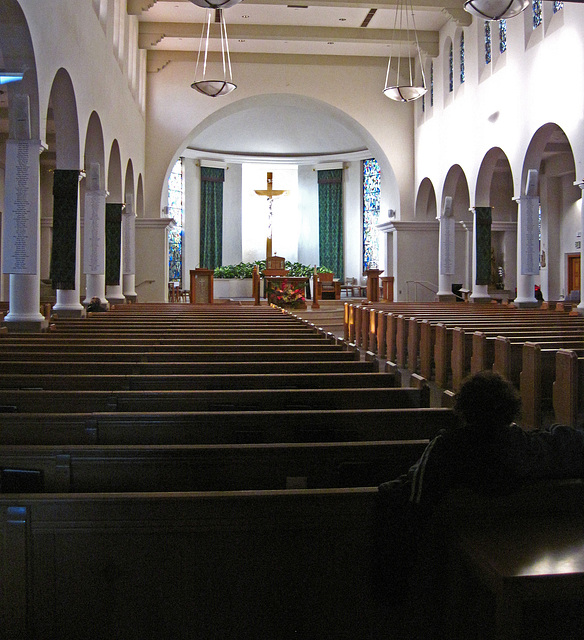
[0,302,453,639]
[345,301,584,429]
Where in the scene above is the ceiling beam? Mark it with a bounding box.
[139,21,440,56]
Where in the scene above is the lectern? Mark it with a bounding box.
[190,269,214,304]
[365,268,383,302]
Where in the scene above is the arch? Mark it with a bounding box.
[159,93,400,217]
[476,147,516,220]
[523,123,578,301]
[124,159,135,205]
[107,139,123,202]
[48,69,80,170]
[443,164,470,220]
[84,111,106,188]
[415,178,437,220]
[136,174,145,218]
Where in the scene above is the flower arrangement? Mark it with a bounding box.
[214,261,333,279]
[268,279,306,308]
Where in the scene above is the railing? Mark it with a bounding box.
[405,280,438,302]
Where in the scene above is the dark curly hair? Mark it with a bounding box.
[454,371,521,430]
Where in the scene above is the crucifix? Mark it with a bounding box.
[254,172,288,259]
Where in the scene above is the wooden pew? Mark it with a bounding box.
[0,407,456,445]
[520,343,584,429]
[0,440,428,492]
[0,488,398,640]
[553,349,584,428]
[0,385,431,413]
[0,371,397,391]
[0,359,378,376]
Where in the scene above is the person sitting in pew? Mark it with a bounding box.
[379,371,584,512]
[86,296,106,313]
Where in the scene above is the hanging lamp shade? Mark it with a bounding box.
[188,0,243,9]
[464,0,530,20]
[191,8,236,98]
[382,0,427,103]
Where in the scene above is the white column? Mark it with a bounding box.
[436,196,456,301]
[577,182,584,315]
[122,194,137,301]
[83,163,108,307]
[53,171,84,317]
[514,170,539,307]
[2,95,45,331]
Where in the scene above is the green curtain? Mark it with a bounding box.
[318,169,343,281]
[105,203,123,286]
[49,169,79,290]
[200,166,224,269]
[475,206,492,286]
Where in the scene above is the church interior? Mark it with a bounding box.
[1,0,584,638]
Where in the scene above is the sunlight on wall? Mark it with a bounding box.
[242,164,299,263]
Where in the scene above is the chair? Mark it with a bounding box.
[341,277,359,298]
[316,272,341,300]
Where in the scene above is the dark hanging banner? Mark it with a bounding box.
[475,206,492,286]
[49,169,79,290]
[318,168,344,282]
[105,203,123,286]
[200,166,224,270]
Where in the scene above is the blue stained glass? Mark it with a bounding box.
[422,94,425,112]
[485,21,492,65]
[499,19,507,54]
[460,32,465,84]
[553,1,563,12]
[167,159,184,284]
[448,42,453,92]
[533,0,542,28]
[430,62,434,107]
[362,159,381,274]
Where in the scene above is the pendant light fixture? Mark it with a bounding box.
[464,0,530,20]
[382,0,427,103]
[191,8,236,98]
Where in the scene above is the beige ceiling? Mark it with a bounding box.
[133,0,472,73]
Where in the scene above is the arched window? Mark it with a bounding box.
[362,159,380,273]
[499,19,507,54]
[449,41,454,92]
[430,61,434,107]
[460,31,465,84]
[167,158,184,284]
[485,21,492,65]
[533,0,542,28]
[553,1,563,12]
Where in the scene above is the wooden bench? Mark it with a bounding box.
[0,407,456,445]
[0,385,431,414]
[0,371,398,391]
[0,439,428,492]
[0,488,392,640]
[442,480,584,640]
[553,349,584,428]
[0,359,378,376]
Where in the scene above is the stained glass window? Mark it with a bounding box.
[485,21,492,65]
[362,159,380,274]
[533,0,542,28]
[553,1,563,12]
[499,19,507,54]
[460,32,465,84]
[430,62,434,107]
[167,158,184,284]
[448,41,453,92]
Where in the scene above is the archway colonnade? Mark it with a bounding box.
[410,123,583,312]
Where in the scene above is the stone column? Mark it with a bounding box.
[577,182,584,315]
[436,196,456,301]
[514,170,539,307]
[83,163,107,307]
[2,95,46,331]
[470,207,491,303]
[122,194,137,302]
